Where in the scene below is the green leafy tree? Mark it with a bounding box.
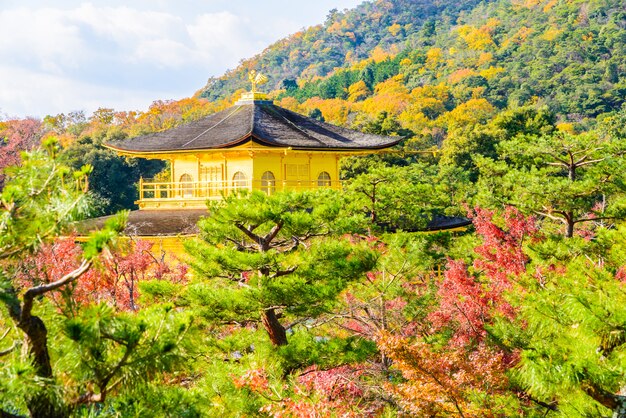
[477,131,626,237]
[62,134,164,216]
[185,190,377,346]
[0,140,190,418]
[344,163,465,233]
[498,228,626,417]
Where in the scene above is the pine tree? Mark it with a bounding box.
[185,190,377,346]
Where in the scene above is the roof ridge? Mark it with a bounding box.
[180,105,246,148]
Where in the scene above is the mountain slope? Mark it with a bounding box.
[199,0,626,123]
[198,0,491,101]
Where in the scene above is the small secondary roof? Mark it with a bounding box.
[106,100,403,154]
[75,210,470,237]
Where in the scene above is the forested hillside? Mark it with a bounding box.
[201,0,626,122]
[2,0,626,417]
[199,0,490,100]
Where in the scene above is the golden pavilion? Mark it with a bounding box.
[77,86,470,252]
[75,85,410,251]
[105,91,401,210]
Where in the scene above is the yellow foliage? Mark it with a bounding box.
[440,98,496,128]
[301,97,352,125]
[457,25,495,51]
[556,122,577,134]
[373,75,407,95]
[347,80,370,102]
[388,23,402,37]
[398,109,431,133]
[543,0,558,12]
[357,75,410,116]
[426,48,444,68]
[471,87,486,99]
[370,46,391,63]
[401,97,447,127]
[479,66,505,80]
[361,92,411,117]
[277,97,304,114]
[512,0,542,8]
[477,52,494,67]
[289,49,301,62]
[541,27,562,41]
[411,83,450,103]
[448,68,477,84]
[400,58,412,66]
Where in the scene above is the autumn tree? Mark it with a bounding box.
[378,207,538,416]
[0,140,191,417]
[0,118,42,188]
[476,130,626,237]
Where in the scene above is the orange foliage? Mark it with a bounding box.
[277,97,304,113]
[360,75,410,116]
[301,97,352,125]
[502,26,534,48]
[477,52,494,67]
[379,335,514,417]
[448,68,477,84]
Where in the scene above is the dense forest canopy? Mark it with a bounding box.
[2,0,626,416]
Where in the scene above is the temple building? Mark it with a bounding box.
[105,91,401,209]
[78,83,468,253]
[77,88,402,251]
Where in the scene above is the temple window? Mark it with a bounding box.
[179,173,194,197]
[261,171,276,195]
[232,171,248,191]
[317,171,331,187]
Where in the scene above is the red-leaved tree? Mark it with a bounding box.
[379,206,538,416]
[0,118,42,188]
[18,236,187,313]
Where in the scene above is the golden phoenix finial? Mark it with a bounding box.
[248,70,269,93]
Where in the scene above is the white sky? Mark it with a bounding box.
[0,0,363,119]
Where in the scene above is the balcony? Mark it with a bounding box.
[137,178,342,209]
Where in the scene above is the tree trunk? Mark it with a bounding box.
[261,309,288,346]
[4,292,67,418]
[565,212,575,238]
[20,316,68,418]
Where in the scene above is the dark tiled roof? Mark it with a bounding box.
[424,215,472,231]
[73,209,206,237]
[106,101,403,153]
[74,210,469,237]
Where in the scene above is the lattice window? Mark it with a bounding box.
[261,171,276,194]
[317,171,331,187]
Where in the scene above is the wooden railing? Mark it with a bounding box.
[138,178,342,204]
